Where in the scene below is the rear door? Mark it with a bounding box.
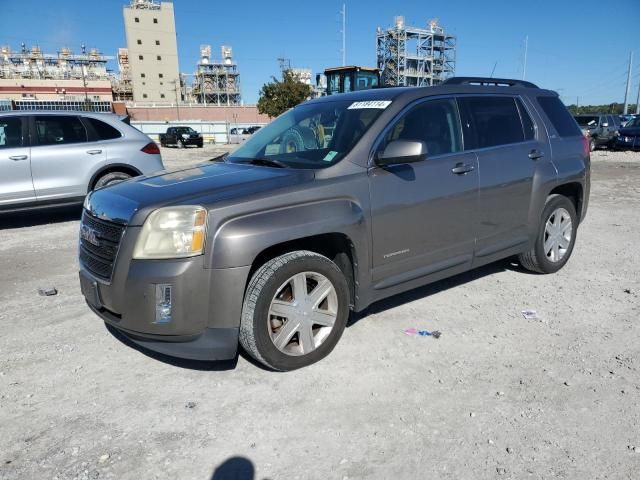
[0,115,34,207]
[29,114,106,201]
[458,95,545,261]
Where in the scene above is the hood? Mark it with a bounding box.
[86,162,315,225]
[618,126,640,136]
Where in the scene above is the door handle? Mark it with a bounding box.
[86,149,103,155]
[451,163,475,175]
[9,155,28,161]
[528,149,544,160]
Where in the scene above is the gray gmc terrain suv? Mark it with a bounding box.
[79,77,590,371]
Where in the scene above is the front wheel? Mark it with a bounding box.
[518,194,578,274]
[239,251,350,371]
[177,139,184,149]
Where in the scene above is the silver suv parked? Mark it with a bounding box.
[79,77,590,371]
[0,111,164,212]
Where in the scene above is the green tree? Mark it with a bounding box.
[257,70,313,118]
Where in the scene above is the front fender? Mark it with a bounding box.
[209,199,367,269]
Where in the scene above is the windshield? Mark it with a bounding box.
[574,116,599,127]
[227,99,388,169]
[175,127,196,134]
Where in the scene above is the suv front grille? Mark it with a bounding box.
[79,211,126,281]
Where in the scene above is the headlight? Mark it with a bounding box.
[133,206,207,259]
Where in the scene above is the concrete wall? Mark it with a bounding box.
[123,2,180,103]
[127,104,271,123]
[131,120,268,145]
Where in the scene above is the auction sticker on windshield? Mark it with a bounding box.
[348,100,392,110]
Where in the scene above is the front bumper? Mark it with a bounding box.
[79,227,251,361]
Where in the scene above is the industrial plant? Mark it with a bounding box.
[191,45,242,106]
[376,16,456,87]
[0,0,459,124]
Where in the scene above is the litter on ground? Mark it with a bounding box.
[403,327,441,339]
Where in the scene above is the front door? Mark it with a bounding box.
[0,116,34,207]
[369,97,479,289]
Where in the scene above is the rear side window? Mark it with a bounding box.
[0,117,22,149]
[85,117,122,140]
[379,98,462,156]
[536,96,582,137]
[459,96,525,148]
[35,116,87,146]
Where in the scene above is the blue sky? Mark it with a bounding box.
[1,0,639,105]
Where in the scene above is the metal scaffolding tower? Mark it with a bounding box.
[376,17,456,87]
[191,45,241,106]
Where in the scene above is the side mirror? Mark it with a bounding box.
[602,122,609,127]
[376,140,428,166]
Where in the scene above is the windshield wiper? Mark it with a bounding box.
[244,158,290,169]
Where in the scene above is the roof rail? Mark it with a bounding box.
[443,77,539,89]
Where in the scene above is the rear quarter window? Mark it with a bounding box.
[85,117,122,140]
[536,96,582,138]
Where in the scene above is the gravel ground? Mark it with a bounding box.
[0,148,639,480]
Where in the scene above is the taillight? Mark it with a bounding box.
[581,135,590,157]
[141,142,160,154]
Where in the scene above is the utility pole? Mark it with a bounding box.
[173,79,181,121]
[341,4,346,66]
[522,35,528,80]
[635,79,640,114]
[623,51,633,115]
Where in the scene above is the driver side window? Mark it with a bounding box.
[379,98,462,157]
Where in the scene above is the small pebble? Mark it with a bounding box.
[497,467,506,475]
[185,401,196,409]
[506,447,513,454]
[497,391,505,396]
[98,454,109,464]
[563,381,571,386]
[488,439,494,445]
[469,412,476,418]
[340,458,348,465]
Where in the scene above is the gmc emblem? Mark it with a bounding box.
[80,225,100,247]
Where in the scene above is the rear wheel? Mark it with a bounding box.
[519,194,578,274]
[239,251,350,371]
[93,171,132,190]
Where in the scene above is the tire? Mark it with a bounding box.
[177,139,184,149]
[239,251,350,371]
[518,194,578,274]
[93,171,132,190]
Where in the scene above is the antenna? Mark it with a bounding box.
[277,57,291,72]
[490,61,497,78]
[522,35,528,80]
[340,4,346,66]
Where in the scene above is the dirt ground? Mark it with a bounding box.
[1,146,639,480]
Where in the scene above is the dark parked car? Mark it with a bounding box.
[615,115,640,150]
[574,113,620,151]
[159,126,203,148]
[79,77,590,370]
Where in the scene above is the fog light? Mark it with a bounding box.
[155,284,173,324]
